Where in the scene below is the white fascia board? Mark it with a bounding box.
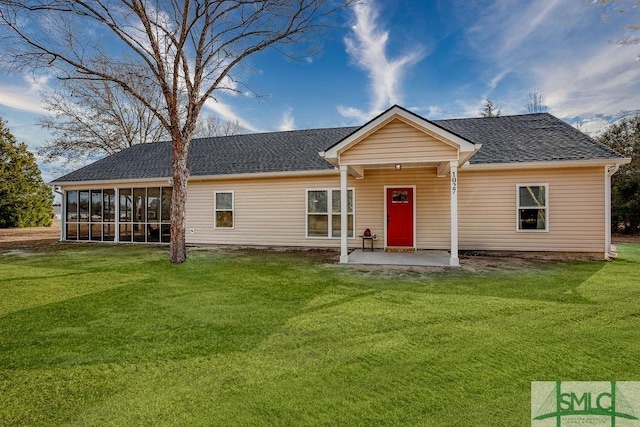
[462,158,632,171]
[187,169,339,182]
[323,106,478,159]
[51,176,171,187]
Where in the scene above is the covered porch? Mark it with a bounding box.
[320,106,481,268]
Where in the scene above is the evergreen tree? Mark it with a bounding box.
[0,119,53,228]
[480,98,501,117]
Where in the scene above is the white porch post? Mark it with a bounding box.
[60,189,66,242]
[114,187,120,243]
[340,166,349,263]
[450,161,459,267]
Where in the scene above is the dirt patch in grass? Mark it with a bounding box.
[613,234,640,243]
[0,224,603,272]
[0,220,61,251]
[338,253,555,275]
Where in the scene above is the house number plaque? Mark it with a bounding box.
[451,170,457,194]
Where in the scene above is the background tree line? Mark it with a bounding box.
[598,114,640,234]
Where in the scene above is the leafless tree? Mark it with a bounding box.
[591,0,640,59]
[0,0,350,263]
[480,98,501,117]
[194,114,242,138]
[38,62,167,166]
[526,90,548,114]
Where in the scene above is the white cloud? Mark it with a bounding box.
[576,116,610,136]
[457,0,640,120]
[278,108,295,131]
[336,105,371,123]
[0,75,49,114]
[488,69,511,92]
[203,99,262,133]
[338,1,425,122]
[535,43,640,118]
[464,0,572,60]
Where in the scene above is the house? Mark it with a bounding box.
[51,105,630,266]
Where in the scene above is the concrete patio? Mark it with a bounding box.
[346,249,454,267]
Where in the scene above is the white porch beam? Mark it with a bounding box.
[450,161,459,267]
[437,161,450,177]
[348,165,365,179]
[340,166,349,263]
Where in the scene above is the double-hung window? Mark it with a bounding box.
[517,184,548,231]
[214,191,234,229]
[307,189,354,238]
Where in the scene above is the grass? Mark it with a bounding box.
[0,244,639,426]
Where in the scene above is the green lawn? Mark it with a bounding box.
[0,244,639,426]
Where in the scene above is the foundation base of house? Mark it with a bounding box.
[459,250,607,261]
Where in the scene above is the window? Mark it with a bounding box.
[78,191,90,240]
[103,189,116,241]
[307,189,354,238]
[517,184,548,231]
[391,190,409,203]
[120,186,172,242]
[214,191,234,229]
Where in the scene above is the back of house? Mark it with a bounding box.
[52,105,629,266]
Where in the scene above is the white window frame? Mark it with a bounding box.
[516,183,549,232]
[305,188,355,239]
[214,190,235,230]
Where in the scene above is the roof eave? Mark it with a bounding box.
[52,168,339,187]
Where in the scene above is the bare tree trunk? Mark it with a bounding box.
[0,0,353,264]
[169,135,188,263]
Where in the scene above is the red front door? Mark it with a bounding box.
[386,188,414,247]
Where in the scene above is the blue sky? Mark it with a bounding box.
[1,0,639,181]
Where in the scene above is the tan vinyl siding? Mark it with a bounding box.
[184,168,453,250]
[61,165,607,254]
[458,166,605,252]
[185,174,357,248]
[354,169,450,249]
[340,119,458,165]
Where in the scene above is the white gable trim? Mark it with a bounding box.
[322,105,479,160]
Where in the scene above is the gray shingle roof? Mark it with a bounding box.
[434,113,622,164]
[52,127,358,183]
[52,112,624,183]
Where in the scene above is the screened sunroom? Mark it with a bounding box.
[64,186,173,243]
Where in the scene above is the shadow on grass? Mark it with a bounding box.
[0,251,336,371]
[0,246,623,373]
